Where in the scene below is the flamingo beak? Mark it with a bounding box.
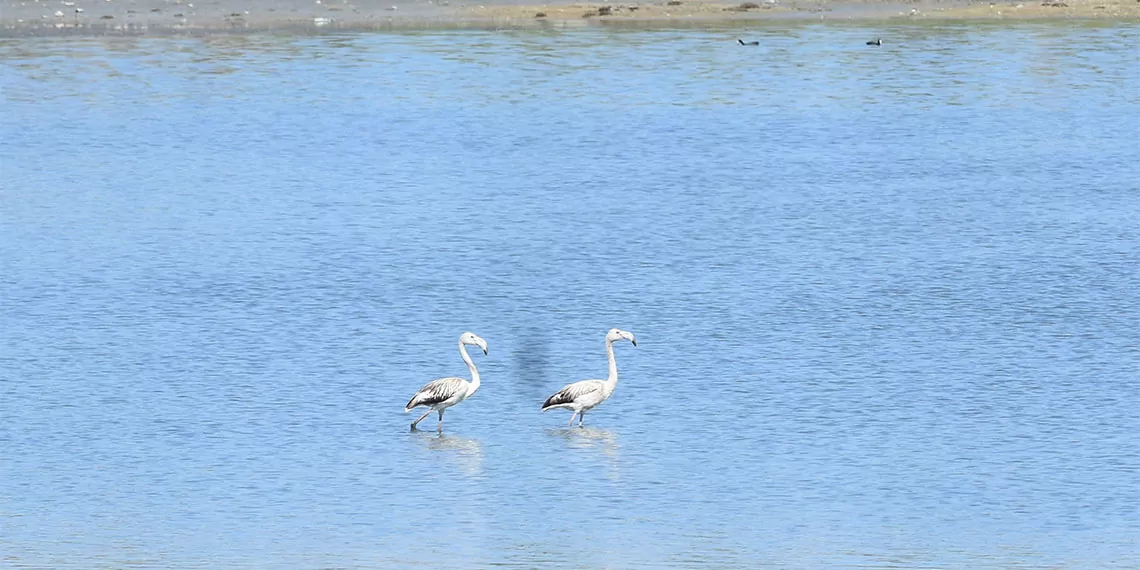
[631,339,637,347]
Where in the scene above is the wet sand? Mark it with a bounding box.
[1,0,1137,36]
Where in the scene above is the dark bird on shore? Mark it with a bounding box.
[866,38,882,46]
[738,39,760,46]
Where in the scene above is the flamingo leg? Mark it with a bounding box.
[578,411,585,428]
[568,412,578,427]
[437,409,445,432]
[411,409,432,430]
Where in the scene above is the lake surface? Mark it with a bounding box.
[2,23,1139,569]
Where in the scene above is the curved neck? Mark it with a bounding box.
[604,339,618,390]
[459,342,480,390]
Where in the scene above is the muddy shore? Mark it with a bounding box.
[2,0,1137,36]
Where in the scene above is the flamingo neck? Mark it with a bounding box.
[604,339,618,393]
[460,341,480,395]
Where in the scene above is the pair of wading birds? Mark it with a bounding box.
[405,328,637,432]
[737,38,883,46]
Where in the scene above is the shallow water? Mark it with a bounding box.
[2,24,1139,569]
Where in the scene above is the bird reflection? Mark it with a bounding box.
[548,427,620,456]
[547,427,622,481]
[411,431,484,476]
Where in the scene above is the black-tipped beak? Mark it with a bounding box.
[631,339,637,347]
[483,348,488,355]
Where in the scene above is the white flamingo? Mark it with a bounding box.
[405,332,488,432]
[542,328,637,427]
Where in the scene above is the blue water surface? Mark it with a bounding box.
[2,23,1139,569]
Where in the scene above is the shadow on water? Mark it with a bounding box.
[513,327,552,396]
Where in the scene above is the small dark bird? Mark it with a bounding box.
[738,39,760,46]
[866,38,882,46]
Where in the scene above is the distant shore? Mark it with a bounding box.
[2,0,1137,36]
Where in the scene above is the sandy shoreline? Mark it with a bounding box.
[2,0,1137,36]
